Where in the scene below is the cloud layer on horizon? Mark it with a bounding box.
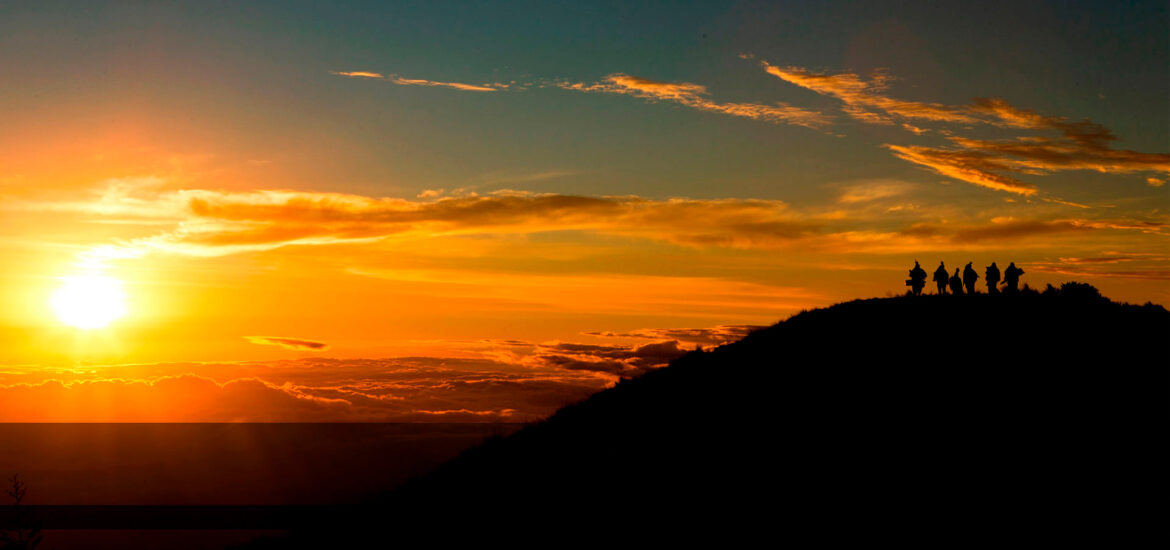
[0,317,768,421]
[0,310,791,421]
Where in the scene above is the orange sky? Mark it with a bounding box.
[1,1,1166,421]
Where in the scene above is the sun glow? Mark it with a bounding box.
[50,274,128,329]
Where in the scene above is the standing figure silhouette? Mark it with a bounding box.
[906,261,927,296]
[985,262,1001,294]
[948,268,964,295]
[962,262,979,294]
[933,262,949,295]
[1003,262,1025,293]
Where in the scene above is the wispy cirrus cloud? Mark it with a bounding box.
[760,62,979,125]
[331,70,507,92]
[333,61,1168,200]
[757,60,1170,196]
[331,71,386,79]
[901,216,1166,244]
[1026,253,1170,282]
[836,180,914,204]
[886,144,1040,195]
[555,73,831,129]
[245,336,330,351]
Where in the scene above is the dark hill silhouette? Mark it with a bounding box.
[257,286,1168,547]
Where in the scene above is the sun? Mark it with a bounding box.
[50,274,128,329]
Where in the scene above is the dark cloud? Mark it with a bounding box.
[892,217,1166,247]
[585,325,763,346]
[95,191,829,256]
[952,220,1088,242]
[245,336,330,351]
[531,340,690,376]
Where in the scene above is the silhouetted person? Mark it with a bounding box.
[962,262,979,294]
[985,262,1001,294]
[1003,262,1025,293]
[933,262,948,295]
[949,268,964,295]
[906,261,927,296]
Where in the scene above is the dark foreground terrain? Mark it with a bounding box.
[268,285,1167,546]
[0,424,521,549]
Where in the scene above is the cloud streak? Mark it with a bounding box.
[1027,254,1170,281]
[331,62,1167,198]
[245,336,330,351]
[757,60,1170,195]
[584,325,763,347]
[761,62,979,125]
[529,340,690,376]
[556,74,830,129]
[886,144,1039,195]
[332,70,506,92]
[20,182,1165,264]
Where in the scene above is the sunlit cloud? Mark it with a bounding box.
[901,217,1165,244]
[329,62,1167,199]
[332,70,506,91]
[388,76,505,92]
[16,182,1166,265]
[36,188,819,256]
[756,60,1170,196]
[836,181,913,204]
[760,62,980,125]
[331,71,385,79]
[1027,253,1170,281]
[556,73,831,129]
[1043,197,1091,209]
[886,144,1039,195]
[0,348,650,421]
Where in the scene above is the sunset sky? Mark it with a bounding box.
[1,1,1166,421]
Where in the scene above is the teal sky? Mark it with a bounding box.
[4,0,1166,203]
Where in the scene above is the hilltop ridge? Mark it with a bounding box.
[283,287,1169,545]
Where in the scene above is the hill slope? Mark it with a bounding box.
[298,289,1169,544]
